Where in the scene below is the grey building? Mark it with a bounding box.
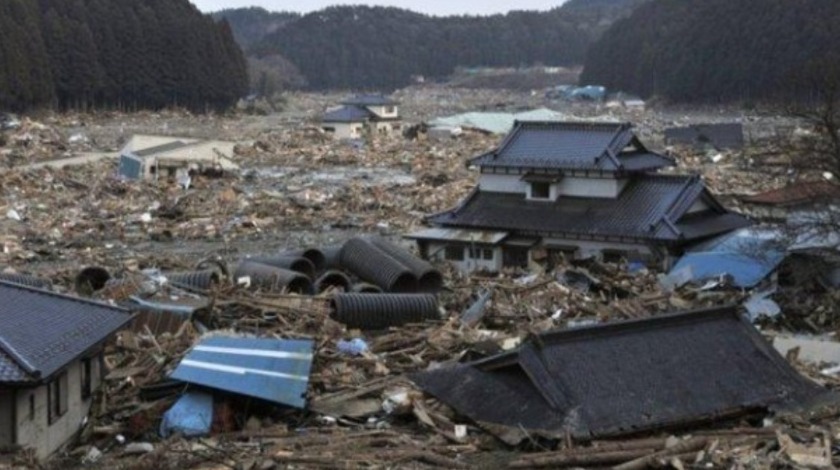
[408,121,750,272]
[0,282,132,459]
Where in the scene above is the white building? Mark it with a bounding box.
[118,134,239,180]
[321,94,402,139]
[408,121,750,273]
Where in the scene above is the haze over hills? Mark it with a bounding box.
[215,0,649,91]
[581,0,840,103]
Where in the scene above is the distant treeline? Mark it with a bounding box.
[0,0,247,113]
[216,1,648,91]
[581,0,840,103]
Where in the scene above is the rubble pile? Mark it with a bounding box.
[0,89,837,469]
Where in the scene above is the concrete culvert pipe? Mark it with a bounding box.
[339,238,418,293]
[367,236,443,293]
[166,270,220,291]
[351,283,383,294]
[285,248,328,273]
[314,270,352,293]
[245,256,316,280]
[74,267,111,295]
[331,293,439,330]
[234,261,314,295]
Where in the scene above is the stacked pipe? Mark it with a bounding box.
[367,236,443,293]
[75,266,111,295]
[339,238,419,293]
[245,255,316,280]
[234,261,314,295]
[166,270,221,292]
[331,293,439,330]
[314,270,353,293]
[285,248,328,273]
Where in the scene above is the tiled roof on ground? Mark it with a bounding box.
[429,174,750,242]
[411,307,825,444]
[0,281,132,384]
[742,180,840,206]
[470,121,674,173]
[322,105,374,123]
[664,123,745,150]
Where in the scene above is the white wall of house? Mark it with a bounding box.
[14,354,102,459]
[366,105,398,119]
[324,122,365,140]
[479,174,528,193]
[424,242,502,273]
[687,199,711,214]
[557,177,627,198]
[478,175,627,199]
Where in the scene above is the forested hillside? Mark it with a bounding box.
[218,1,647,91]
[581,0,840,103]
[0,0,247,112]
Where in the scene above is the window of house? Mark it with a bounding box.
[530,182,551,199]
[384,106,396,114]
[445,246,465,261]
[81,358,92,400]
[483,249,494,260]
[48,371,69,424]
[28,394,34,421]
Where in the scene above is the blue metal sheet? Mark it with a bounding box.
[119,154,143,179]
[670,252,784,288]
[171,336,314,408]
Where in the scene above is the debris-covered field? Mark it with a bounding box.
[1,86,839,469]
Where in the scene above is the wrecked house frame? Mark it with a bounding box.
[409,121,750,272]
[118,134,239,180]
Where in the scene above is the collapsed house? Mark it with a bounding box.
[0,282,132,458]
[412,306,826,446]
[740,180,840,224]
[408,121,750,272]
[664,123,745,151]
[118,134,239,180]
[321,94,402,139]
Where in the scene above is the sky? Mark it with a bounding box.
[191,0,568,16]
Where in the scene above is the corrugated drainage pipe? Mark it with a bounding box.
[339,238,418,293]
[75,267,111,295]
[234,261,314,295]
[285,248,327,273]
[351,283,383,294]
[320,245,343,272]
[314,270,352,293]
[331,293,439,330]
[367,236,443,293]
[166,270,220,291]
[0,273,52,291]
[245,256,316,280]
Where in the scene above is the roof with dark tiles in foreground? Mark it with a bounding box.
[0,281,132,384]
[429,174,751,242]
[470,121,674,173]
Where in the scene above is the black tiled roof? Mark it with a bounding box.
[429,174,750,242]
[322,105,373,123]
[664,123,744,150]
[412,307,825,444]
[470,121,674,173]
[341,94,398,106]
[0,281,132,384]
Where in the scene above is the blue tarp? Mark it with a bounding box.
[171,336,314,409]
[160,390,213,438]
[668,228,786,288]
